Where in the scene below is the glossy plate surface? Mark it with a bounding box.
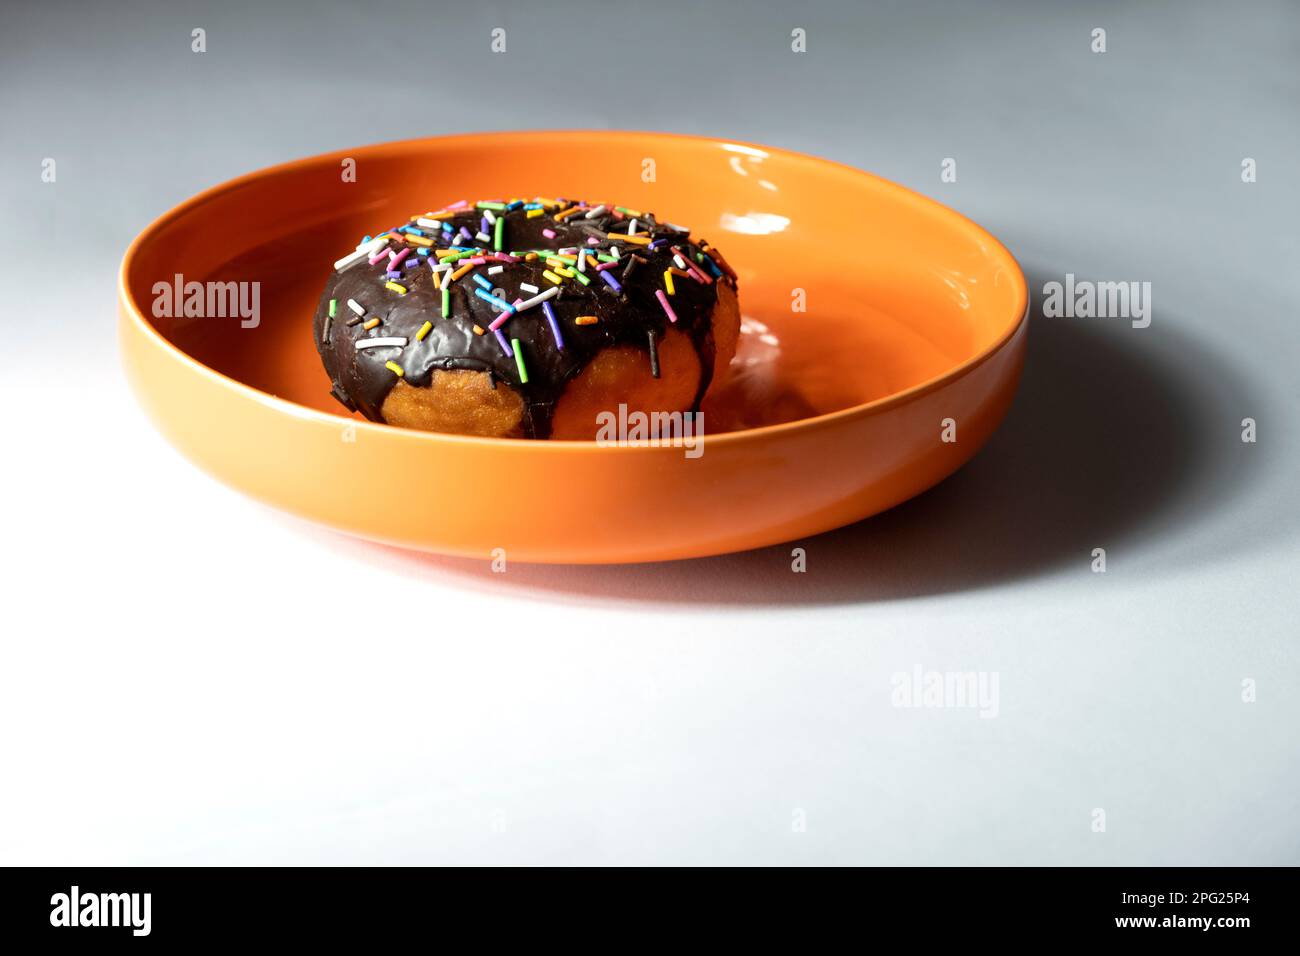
[119,131,1028,563]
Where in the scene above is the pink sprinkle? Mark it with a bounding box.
[449,199,468,209]
[388,248,410,267]
[494,253,522,263]
[673,245,713,285]
[587,237,599,245]
[542,228,556,239]
[595,260,620,271]
[655,289,678,323]
[367,249,389,266]
[466,257,487,265]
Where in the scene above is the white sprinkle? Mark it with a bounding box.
[519,282,539,294]
[583,204,607,219]
[416,218,442,229]
[431,263,453,272]
[475,231,491,243]
[629,219,638,234]
[484,209,497,225]
[673,254,687,270]
[610,246,622,259]
[333,237,386,272]
[487,265,504,275]
[355,337,408,350]
[577,252,587,273]
[346,298,366,316]
[513,286,561,312]
[665,222,690,233]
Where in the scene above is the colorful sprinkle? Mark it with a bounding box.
[415,321,432,341]
[655,289,677,323]
[647,329,660,379]
[663,270,676,295]
[543,300,564,350]
[327,298,337,317]
[347,298,366,316]
[355,336,408,350]
[493,327,512,357]
[441,288,450,318]
[575,315,599,326]
[385,361,404,377]
[362,317,381,330]
[475,288,516,313]
[385,281,408,294]
[511,338,529,383]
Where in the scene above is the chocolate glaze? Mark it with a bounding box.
[313,200,738,438]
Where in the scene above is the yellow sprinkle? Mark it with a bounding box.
[542,270,563,285]
[385,361,404,377]
[435,249,461,260]
[472,324,485,336]
[362,318,380,330]
[526,208,544,218]
[555,266,575,278]
[385,281,408,294]
[416,321,433,341]
[664,270,675,295]
[575,315,599,326]
[402,234,433,247]
[545,257,567,269]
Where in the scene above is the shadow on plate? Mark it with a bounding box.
[307,264,1269,607]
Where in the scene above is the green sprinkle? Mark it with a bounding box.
[327,298,337,317]
[572,269,591,286]
[493,216,504,252]
[477,201,506,211]
[511,337,528,383]
[596,254,617,263]
[441,287,450,318]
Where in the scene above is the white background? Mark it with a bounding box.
[2,1,1296,864]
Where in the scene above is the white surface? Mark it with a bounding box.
[1,0,1297,865]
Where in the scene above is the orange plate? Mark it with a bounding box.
[119,131,1028,564]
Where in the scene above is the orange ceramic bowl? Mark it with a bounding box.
[119,131,1027,563]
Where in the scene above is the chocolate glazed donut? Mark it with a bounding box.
[313,198,740,439]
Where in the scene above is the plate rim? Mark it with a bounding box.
[118,128,1029,450]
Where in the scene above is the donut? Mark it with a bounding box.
[314,198,740,439]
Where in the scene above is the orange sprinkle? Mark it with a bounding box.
[402,234,433,246]
[575,315,599,326]
[472,325,485,336]
[362,318,380,330]
[554,206,581,221]
[613,233,651,245]
[450,263,476,282]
